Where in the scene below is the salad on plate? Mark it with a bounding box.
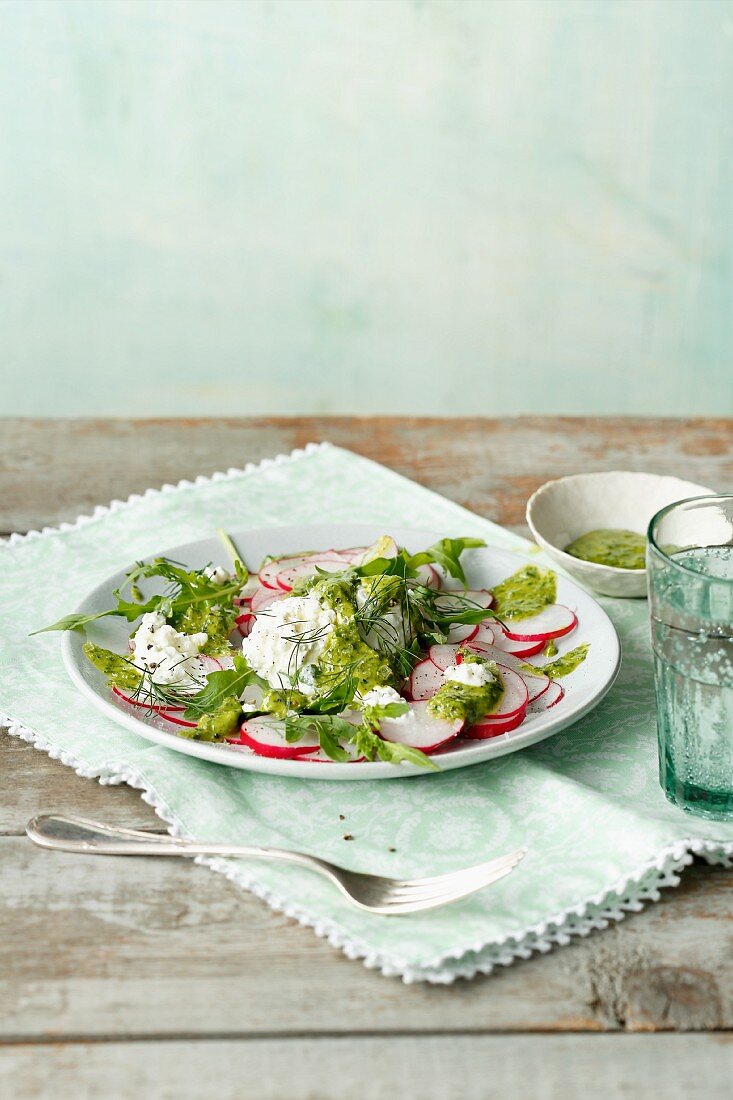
[39,535,588,769]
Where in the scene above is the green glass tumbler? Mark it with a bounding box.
[648,495,733,820]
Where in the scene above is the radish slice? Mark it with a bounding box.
[503,605,578,642]
[439,640,551,704]
[251,586,288,614]
[258,551,343,590]
[378,701,463,752]
[409,658,445,701]
[197,654,225,674]
[236,576,261,601]
[233,718,320,759]
[416,564,441,590]
[276,558,346,592]
[331,545,370,564]
[447,622,479,644]
[464,708,527,739]
[112,684,185,713]
[156,710,199,729]
[428,643,463,671]
[466,623,495,646]
[484,625,545,657]
[490,665,529,717]
[527,680,564,713]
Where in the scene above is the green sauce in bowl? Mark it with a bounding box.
[564,528,646,571]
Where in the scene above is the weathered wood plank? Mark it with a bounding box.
[0,732,160,833]
[1,837,731,1038]
[1,1034,731,1100]
[0,417,730,534]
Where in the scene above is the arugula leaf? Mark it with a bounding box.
[31,610,114,635]
[304,671,358,715]
[284,713,354,762]
[355,550,414,580]
[376,739,441,770]
[354,722,440,771]
[408,538,485,585]
[33,555,244,635]
[182,655,264,719]
[362,701,409,722]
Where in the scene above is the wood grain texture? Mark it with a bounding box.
[2,795,732,1037]
[0,417,730,534]
[2,1034,732,1100]
[1,417,731,1098]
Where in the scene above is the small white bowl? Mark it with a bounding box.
[526,471,715,598]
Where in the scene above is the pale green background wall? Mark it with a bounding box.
[1,0,732,417]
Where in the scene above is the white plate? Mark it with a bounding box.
[62,524,620,780]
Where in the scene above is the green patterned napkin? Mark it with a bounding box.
[3,443,732,982]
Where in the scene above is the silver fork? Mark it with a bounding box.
[26,813,525,916]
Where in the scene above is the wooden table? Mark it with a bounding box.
[2,417,732,1100]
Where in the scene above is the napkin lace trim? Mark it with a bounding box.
[2,440,332,546]
[7,711,733,984]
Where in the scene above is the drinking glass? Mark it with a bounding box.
[648,495,733,820]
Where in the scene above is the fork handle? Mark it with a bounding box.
[26,813,332,875]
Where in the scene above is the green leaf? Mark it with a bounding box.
[354,721,440,771]
[34,554,245,635]
[376,739,441,771]
[284,713,354,761]
[182,655,264,719]
[409,538,485,585]
[362,701,409,726]
[30,610,115,635]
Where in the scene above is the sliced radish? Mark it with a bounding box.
[527,680,564,713]
[503,605,577,642]
[464,708,527,739]
[484,624,545,658]
[490,665,529,717]
[112,684,185,714]
[233,718,320,759]
[156,709,199,729]
[251,586,288,614]
[236,576,261,601]
[428,643,463,671]
[409,658,445,701]
[197,654,225,674]
[466,622,496,644]
[332,545,369,563]
[434,641,551,704]
[447,622,479,644]
[415,564,441,590]
[378,700,463,752]
[258,551,343,591]
[276,557,346,592]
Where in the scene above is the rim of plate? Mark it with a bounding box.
[62,524,621,780]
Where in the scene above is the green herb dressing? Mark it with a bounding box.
[299,575,400,695]
[194,695,242,740]
[564,528,646,570]
[522,643,590,680]
[83,642,141,692]
[172,603,236,655]
[427,656,504,725]
[491,565,556,621]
